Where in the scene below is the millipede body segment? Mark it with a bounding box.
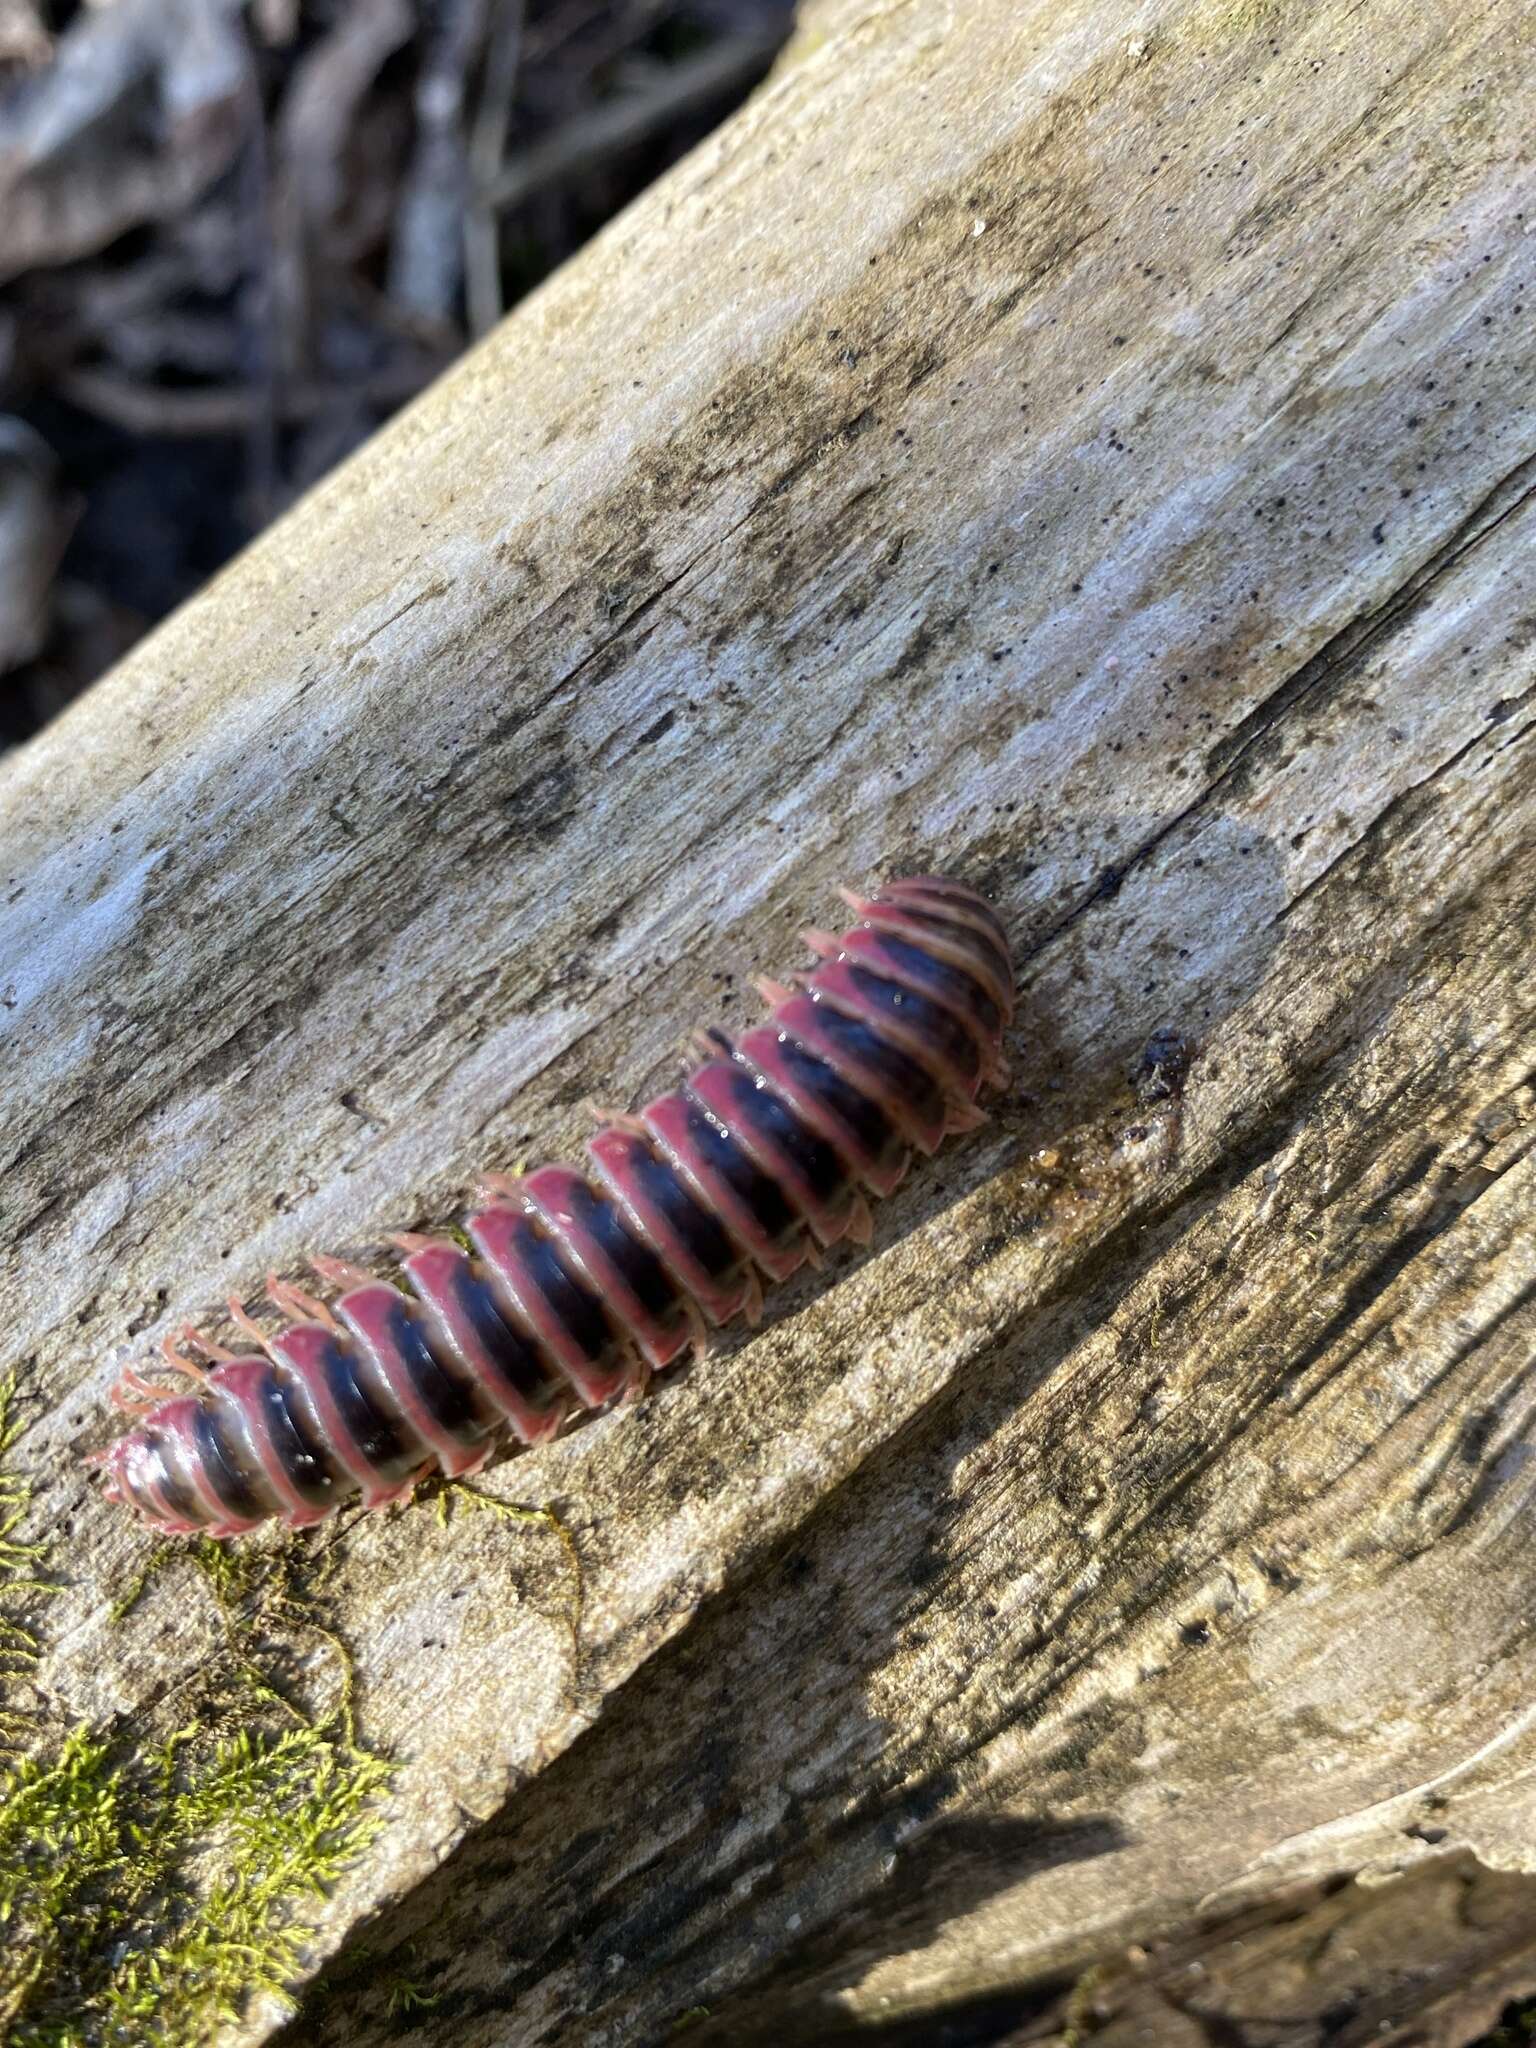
[98,876,1015,1537]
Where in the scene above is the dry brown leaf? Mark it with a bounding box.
[0,0,252,282]
[0,0,49,79]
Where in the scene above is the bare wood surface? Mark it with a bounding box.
[1,0,1534,2042]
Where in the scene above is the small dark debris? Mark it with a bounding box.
[1406,1822,1449,1845]
[1132,1027,1192,1105]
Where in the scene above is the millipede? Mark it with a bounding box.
[94,875,1015,1538]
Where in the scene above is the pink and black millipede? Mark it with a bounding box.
[94,876,1015,1538]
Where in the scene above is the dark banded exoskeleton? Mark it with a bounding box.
[95,876,1015,1538]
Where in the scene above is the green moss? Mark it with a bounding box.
[1472,2001,1536,2048]
[0,1717,391,2045]
[0,1374,394,2045]
[0,1373,59,1754]
[381,1949,443,2018]
[1062,1961,1113,2048]
[431,1478,584,1637]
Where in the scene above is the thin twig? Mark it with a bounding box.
[464,0,525,337]
[58,362,442,437]
[271,0,415,378]
[238,27,281,523]
[521,0,673,71]
[387,0,490,328]
[481,30,783,215]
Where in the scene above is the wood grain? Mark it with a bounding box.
[1,0,1533,2040]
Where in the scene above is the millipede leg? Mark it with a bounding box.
[227,1295,280,1362]
[310,1253,382,1292]
[741,1267,765,1326]
[391,1460,436,1509]
[266,1272,343,1332]
[618,1358,652,1407]
[682,1295,710,1361]
[580,1100,646,1137]
[179,1323,240,1366]
[159,1332,210,1383]
[111,1361,186,1411]
[387,1230,441,1257]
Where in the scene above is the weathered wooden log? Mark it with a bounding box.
[1,0,1533,2041]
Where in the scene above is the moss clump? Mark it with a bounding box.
[0,1372,58,1754]
[1473,2002,1536,2048]
[0,1718,391,2045]
[0,1375,394,2046]
[381,1949,443,2018]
